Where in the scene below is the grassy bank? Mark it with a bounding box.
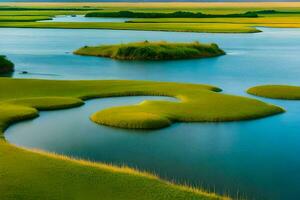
[0,56,14,74]
[0,78,248,200]
[248,85,300,100]
[0,78,286,199]
[74,41,225,60]
[0,141,228,200]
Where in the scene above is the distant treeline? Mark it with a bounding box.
[0,6,102,11]
[246,10,300,14]
[86,11,258,18]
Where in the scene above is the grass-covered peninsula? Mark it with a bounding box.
[74,41,225,60]
[248,85,300,100]
[0,78,283,131]
[0,56,14,74]
[0,78,245,200]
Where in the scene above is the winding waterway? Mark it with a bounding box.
[2,27,300,199]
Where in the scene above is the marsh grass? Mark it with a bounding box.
[74,41,225,60]
[0,78,283,131]
[1,3,300,33]
[248,85,300,100]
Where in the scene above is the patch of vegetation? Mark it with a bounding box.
[0,78,283,131]
[0,15,52,22]
[248,85,300,100]
[0,56,14,74]
[85,10,258,18]
[246,10,300,15]
[74,41,225,60]
[0,21,261,33]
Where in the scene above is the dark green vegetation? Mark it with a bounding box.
[246,10,300,15]
[74,41,225,61]
[0,56,14,74]
[248,85,300,100]
[85,10,258,18]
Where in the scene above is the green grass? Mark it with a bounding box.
[0,56,14,74]
[0,78,286,199]
[0,141,229,200]
[0,21,261,33]
[0,78,285,199]
[0,2,300,33]
[74,41,225,60]
[248,85,300,100]
[0,15,52,22]
[0,78,283,131]
[0,78,252,200]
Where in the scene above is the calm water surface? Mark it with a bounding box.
[2,27,300,200]
[40,15,131,22]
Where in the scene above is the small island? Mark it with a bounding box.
[0,55,14,74]
[74,41,225,61]
[248,85,300,100]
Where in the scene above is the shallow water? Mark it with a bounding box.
[2,27,300,199]
[39,15,131,22]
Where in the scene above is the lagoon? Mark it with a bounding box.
[2,27,300,199]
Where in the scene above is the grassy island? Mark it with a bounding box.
[74,41,225,60]
[248,85,300,100]
[0,56,14,74]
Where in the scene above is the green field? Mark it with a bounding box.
[0,2,300,33]
[248,85,300,100]
[74,41,225,60]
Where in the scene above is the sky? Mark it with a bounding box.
[2,0,300,2]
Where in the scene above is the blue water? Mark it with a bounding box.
[40,15,131,22]
[2,27,300,199]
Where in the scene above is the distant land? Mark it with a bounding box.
[2,0,300,2]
